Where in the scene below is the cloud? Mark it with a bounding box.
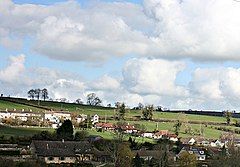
[144,0,240,60]
[3,55,240,110]
[0,54,26,83]
[90,75,121,91]
[2,0,240,62]
[187,67,240,110]
[122,58,188,96]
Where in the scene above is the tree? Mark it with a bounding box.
[58,98,67,103]
[56,120,74,140]
[115,143,133,167]
[142,105,154,120]
[41,88,48,101]
[178,151,197,167]
[117,103,126,120]
[27,89,35,99]
[34,89,41,100]
[156,142,169,167]
[173,120,182,136]
[87,93,102,106]
[32,131,56,141]
[75,98,83,104]
[133,153,143,167]
[224,110,232,125]
[74,131,88,141]
[138,103,144,110]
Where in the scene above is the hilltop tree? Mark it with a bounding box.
[34,89,41,100]
[87,93,102,106]
[142,105,154,120]
[75,98,83,104]
[27,89,35,99]
[56,120,74,140]
[41,88,48,101]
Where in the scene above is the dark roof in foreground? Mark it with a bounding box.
[31,140,92,157]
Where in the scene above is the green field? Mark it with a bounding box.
[0,125,52,137]
[0,98,229,124]
[0,97,238,140]
[0,99,44,112]
[0,122,231,140]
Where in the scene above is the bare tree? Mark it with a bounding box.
[75,98,83,104]
[34,89,41,100]
[41,88,49,101]
[87,93,102,106]
[28,89,35,99]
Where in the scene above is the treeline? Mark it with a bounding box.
[27,88,48,101]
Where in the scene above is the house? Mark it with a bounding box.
[153,130,169,139]
[142,132,153,138]
[133,150,159,161]
[194,137,211,146]
[76,114,87,123]
[177,146,206,161]
[167,134,178,142]
[120,124,138,134]
[31,140,110,164]
[44,111,71,124]
[210,140,225,148]
[181,137,196,145]
[95,122,115,131]
[0,111,42,122]
[91,114,99,124]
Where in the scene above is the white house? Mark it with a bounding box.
[76,114,87,123]
[0,112,11,119]
[142,132,153,138]
[91,114,99,124]
[44,112,71,124]
[210,140,225,148]
[0,111,42,122]
[44,113,60,124]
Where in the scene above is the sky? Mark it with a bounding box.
[1,0,240,110]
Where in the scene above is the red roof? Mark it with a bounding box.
[96,122,114,129]
[154,130,169,136]
[123,125,136,130]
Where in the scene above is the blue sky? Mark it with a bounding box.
[1,0,240,110]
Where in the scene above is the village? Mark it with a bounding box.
[1,108,240,167]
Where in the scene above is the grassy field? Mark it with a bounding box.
[0,125,52,137]
[0,98,229,124]
[1,120,239,140]
[0,99,44,112]
[0,97,237,140]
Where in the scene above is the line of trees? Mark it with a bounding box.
[27,88,49,101]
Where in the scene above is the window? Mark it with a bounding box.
[48,157,54,161]
[59,157,65,161]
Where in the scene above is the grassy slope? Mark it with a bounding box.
[0,125,52,137]
[0,98,228,123]
[0,99,44,112]
[0,97,237,140]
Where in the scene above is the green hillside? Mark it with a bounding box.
[0,99,44,112]
[0,97,228,123]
